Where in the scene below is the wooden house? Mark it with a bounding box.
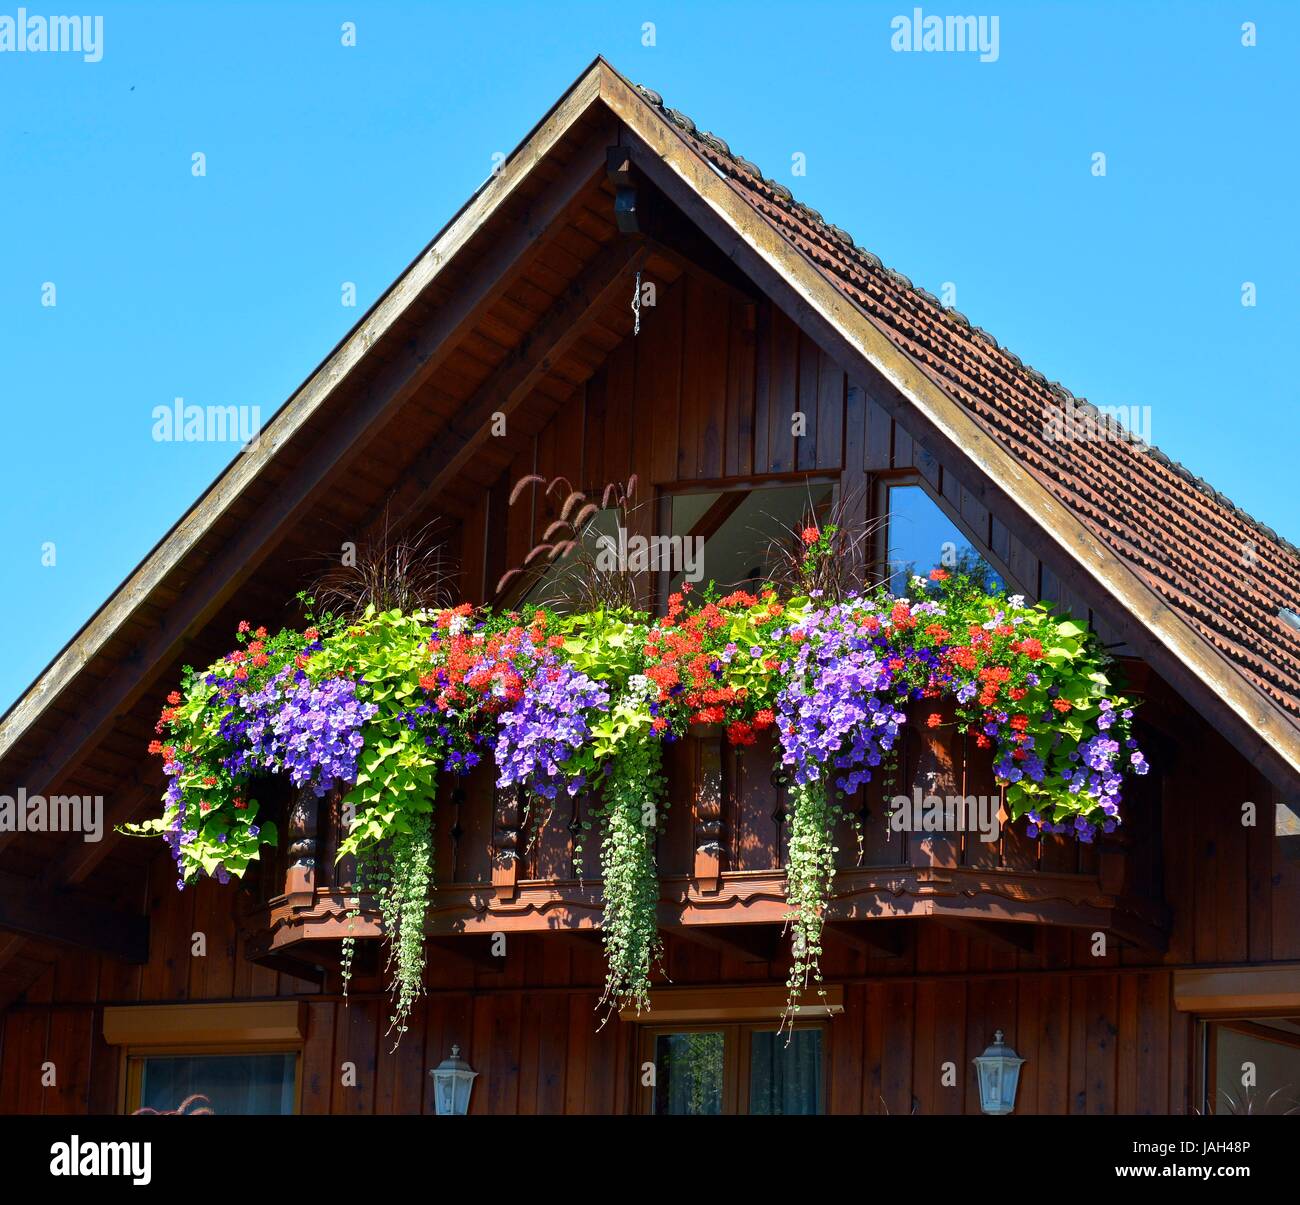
[2,58,1299,1117]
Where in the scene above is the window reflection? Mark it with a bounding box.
[1208,1020,1300,1115]
[749,1028,822,1115]
[883,483,1001,594]
[669,483,834,596]
[134,1052,297,1115]
[653,1031,725,1115]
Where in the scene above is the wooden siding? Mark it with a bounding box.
[3,266,1296,1116]
[1,717,1293,1115]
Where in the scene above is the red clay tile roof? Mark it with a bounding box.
[633,82,1300,723]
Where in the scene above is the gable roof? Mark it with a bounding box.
[640,88,1300,724]
[1,56,1297,805]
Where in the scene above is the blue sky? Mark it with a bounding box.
[1,0,1296,714]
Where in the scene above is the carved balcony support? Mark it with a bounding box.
[909,699,962,870]
[284,786,320,901]
[690,722,727,893]
[492,786,523,902]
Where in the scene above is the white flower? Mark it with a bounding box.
[1008,594,1026,610]
[449,614,469,636]
[910,574,929,591]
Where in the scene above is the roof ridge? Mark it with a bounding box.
[632,81,1300,569]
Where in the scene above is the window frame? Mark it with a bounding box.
[1196,1016,1300,1116]
[636,1019,829,1116]
[122,1042,303,1115]
[873,469,1025,595]
[654,474,841,615]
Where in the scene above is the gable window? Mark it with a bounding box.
[640,1022,825,1115]
[665,481,835,600]
[880,480,1002,594]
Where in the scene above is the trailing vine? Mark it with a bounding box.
[783,781,839,1022]
[375,812,433,1041]
[595,727,665,1019]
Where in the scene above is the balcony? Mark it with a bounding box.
[243,702,1168,975]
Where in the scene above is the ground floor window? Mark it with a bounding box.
[127,1048,299,1115]
[641,1022,824,1115]
[104,1001,306,1115]
[1200,1018,1300,1115]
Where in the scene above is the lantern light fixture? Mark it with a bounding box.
[973,1030,1024,1115]
[430,1045,478,1115]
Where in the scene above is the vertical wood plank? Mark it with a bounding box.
[767,309,798,473]
[724,298,756,477]
[648,279,684,484]
[795,331,820,471]
[752,300,771,475]
[298,1000,336,1115]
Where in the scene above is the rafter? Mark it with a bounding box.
[357,234,649,546]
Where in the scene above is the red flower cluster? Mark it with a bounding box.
[644,589,780,730]
[419,605,547,713]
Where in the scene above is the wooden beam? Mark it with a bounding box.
[357,235,649,545]
[938,918,1036,956]
[42,786,157,888]
[103,1001,305,1046]
[1174,965,1300,1013]
[6,137,614,806]
[621,984,844,1023]
[426,935,506,973]
[0,871,148,963]
[668,923,783,964]
[824,919,907,958]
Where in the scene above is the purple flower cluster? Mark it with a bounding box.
[226,669,376,796]
[494,656,610,800]
[776,604,907,792]
[269,675,377,796]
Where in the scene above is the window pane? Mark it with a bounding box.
[748,1028,822,1115]
[522,507,628,611]
[653,1031,725,1115]
[137,1052,297,1115]
[884,484,1001,593]
[1212,1022,1300,1115]
[669,484,833,596]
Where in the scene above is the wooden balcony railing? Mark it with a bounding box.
[243,702,1169,971]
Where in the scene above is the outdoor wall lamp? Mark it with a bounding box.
[430,1045,478,1115]
[973,1030,1024,1115]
